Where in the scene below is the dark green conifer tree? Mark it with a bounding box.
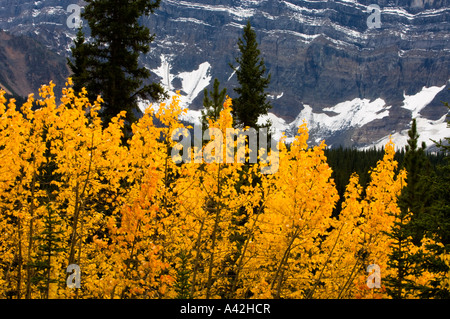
[68,0,166,133]
[227,21,272,294]
[400,118,432,244]
[201,78,227,128]
[67,27,90,95]
[412,102,450,298]
[174,250,191,299]
[230,20,271,129]
[29,205,65,299]
[384,119,431,299]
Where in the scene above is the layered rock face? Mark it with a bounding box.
[0,0,449,148]
[0,30,69,98]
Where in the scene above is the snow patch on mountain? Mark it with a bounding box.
[140,55,211,117]
[170,17,213,27]
[258,97,390,144]
[303,98,389,132]
[164,0,256,20]
[363,83,450,150]
[265,29,320,43]
[402,85,446,118]
[259,84,448,148]
[366,114,449,151]
[177,61,212,106]
[152,55,174,91]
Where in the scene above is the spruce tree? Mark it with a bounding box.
[174,250,191,299]
[227,23,272,297]
[29,205,65,299]
[68,0,166,133]
[413,102,450,298]
[400,118,432,244]
[67,27,90,95]
[201,78,227,128]
[385,119,431,298]
[230,20,271,129]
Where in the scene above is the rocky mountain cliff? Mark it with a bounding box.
[0,0,449,148]
[0,30,69,99]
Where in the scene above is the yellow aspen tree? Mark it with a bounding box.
[0,79,131,298]
[93,93,189,298]
[152,94,190,297]
[77,91,165,299]
[7,79,441,300]
[310,173,366,298]
[242,123,339,298]
[328,140,406,299]
[41,80,130,299]
[98,167,169,298]
[0,91,37,298]
[176,97,230,298]
[226,163,269,298]
[170,97,259,299]
[0,85,57,298]
[353,141,406,299]
[304,141,406,299]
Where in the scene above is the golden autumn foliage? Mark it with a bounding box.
[0,81,446,299]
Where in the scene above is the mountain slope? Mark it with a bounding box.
[0,30,70,99]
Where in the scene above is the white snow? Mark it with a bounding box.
[167,83,448,150]
[147,53,448,150]
[261,11,277,20]
[255,98,390,144]
[382,6,450,20]
[367,114,449,151]
[257,112,290,143]
[152,55,174,92]
[287,98,390,142]
[143,55,212,119]
[402,84,446,118]
[254,83,448,150]
[322,98,389,129]
[265,29,320,42]
[164,0,255,20]
[227,67,239,82]
[46,6,64,15]
[363,83,450,150]
[177,61,212,106]
[282,1,328,15]
[171,17,212,27]
[268,92,284,100]
[224,22,247,29]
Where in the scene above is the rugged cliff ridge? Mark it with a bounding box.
[0,30,69,98]
[0,0,449,148]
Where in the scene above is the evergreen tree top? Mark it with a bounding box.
[230,20,271,129]
[69,0,166,138]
